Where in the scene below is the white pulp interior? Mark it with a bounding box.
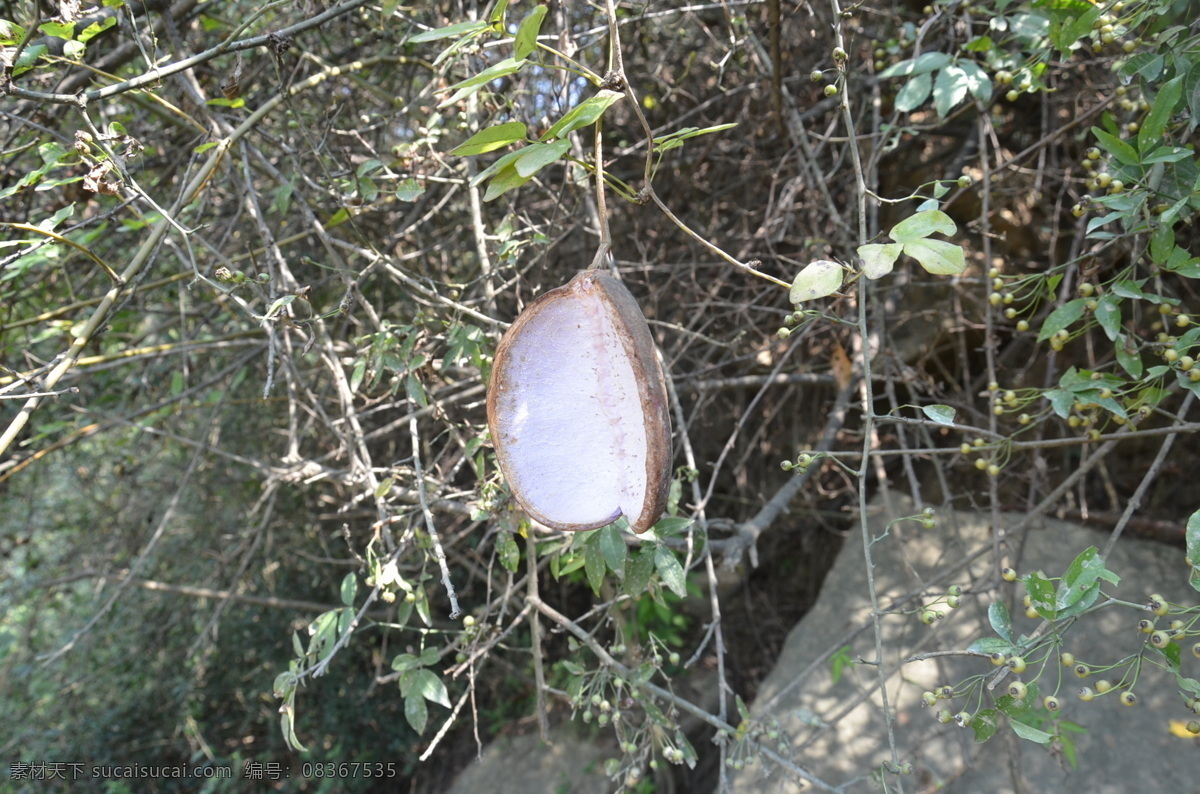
[494,287,648,528]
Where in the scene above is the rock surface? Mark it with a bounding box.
[446,730,617,794]
[731,495,1199,793]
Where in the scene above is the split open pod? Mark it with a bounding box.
[487,270,672,534]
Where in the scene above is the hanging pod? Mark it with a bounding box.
[487,269,672,533]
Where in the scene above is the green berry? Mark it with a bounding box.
[1007,656,1027,674]
[1119,691,1137,707]
[1007,681,1028,699]
[1044,695,1061,712]
[1148,594,1169,616]
[1078,687,1095,701]
[1060,652,1075,667]
[824,84,838,98]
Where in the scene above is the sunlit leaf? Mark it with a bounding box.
[858,242,902,279]
[540,90,623,140]
[890,209,957,242]
[410,19,489,43]
[921,404,956,425]
[789,259,843,303]
[902,238,966,275]
[450,121,528,156]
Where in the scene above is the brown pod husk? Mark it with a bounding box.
[487,270,672,533]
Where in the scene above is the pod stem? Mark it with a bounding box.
[588,3,619,270]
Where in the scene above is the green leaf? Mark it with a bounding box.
[1138,75,1183,153]
[894,71,933,113]
[1150,224,1175,266]
[263,294,297,319]
[651,123,738,153]
[1119,51,1163,81]
[340,572,357,606]
[1045,388,1074,418]
[406,373,428,407]
[1055,546,1104,612]
[450,121,528,156]
[391,652,420,672]
[513,6,546,60]
[411,19,489,43]
[514,139,572,177]
[903,238,966,275]
[1023,571,1056,620]
[1187,509,1200,593]
[654,546,687,599]
[988,600,1014,644]
[1053,4,1102,55]
[858,242,902,279]
[891,209,957,242]
[496,530,520,572]
[1091,127,1138,166]
[971,709,999,743]
[957,60,993,102]
[1115,334,1143,379]
[829,645,854,685]
[439,57,527,108]
[584,534,605,595]
[921,404,956,425]
[964,36,993,53]
[540,90,624,140]
[405,691,428,734]
[598,523,627,578]
[736,694,752,723]
[789,259,843,302]
[471,147,526,187]
[1093,295,1121,341]
[395,178,425,202]
[356,158,383,178]
[280,702,308,752]
[933,65,969,119]
[12,43,47,77]
[415,668,451,708]
[39,21,76,39]
[624,546,656,597]
[879,51,953,78]
[481,162,532,201]
[967,636,1016,656]
[1037,298,1086,342]
[652,516,694,535]
[1010,719,1054,744]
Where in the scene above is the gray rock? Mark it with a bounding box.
[446,730,618,794]
[731,495,1200,793]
